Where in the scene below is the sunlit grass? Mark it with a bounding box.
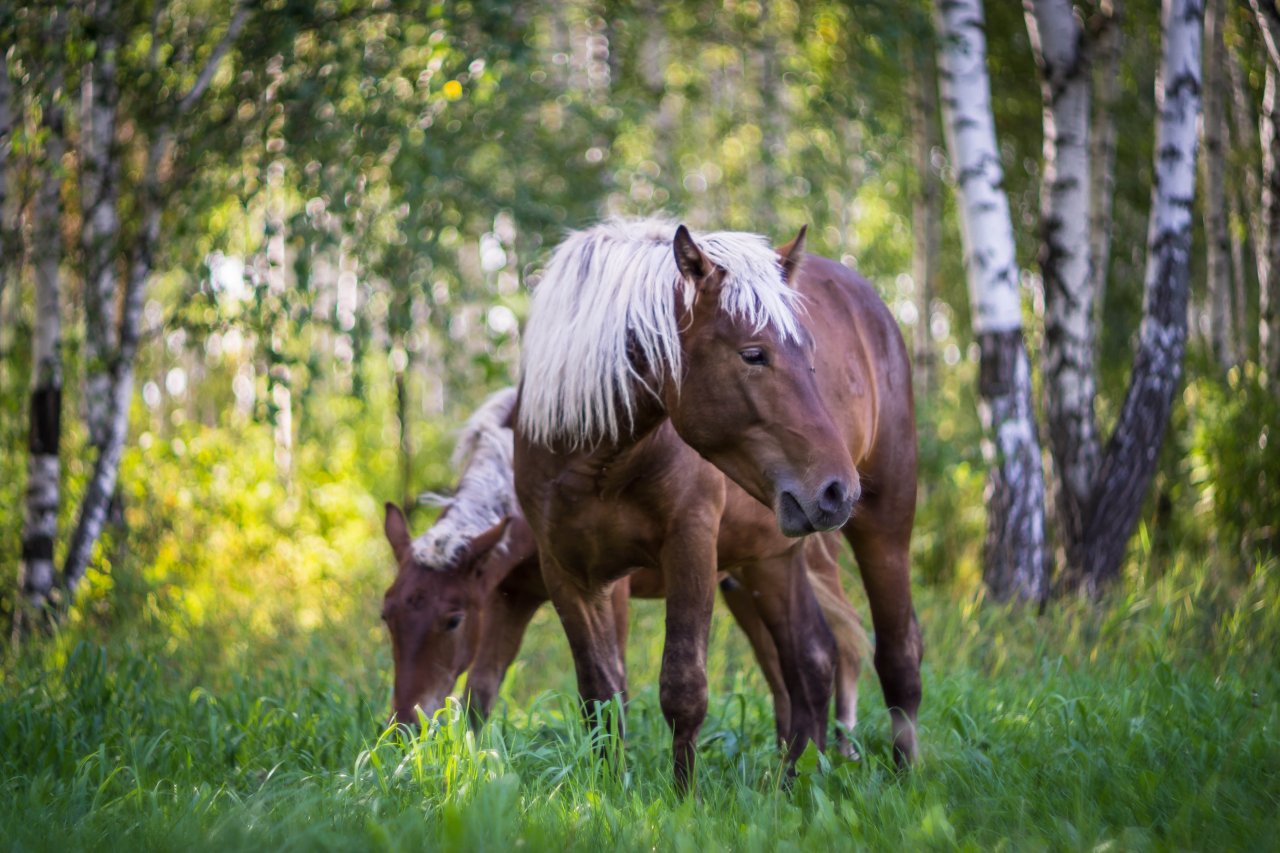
[3,542,1277,850]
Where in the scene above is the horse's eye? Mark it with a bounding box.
[739,347,768,366]
[442,612,464,632]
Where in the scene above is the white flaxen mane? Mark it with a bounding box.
[518,217,803,447]
[411,387,518,570]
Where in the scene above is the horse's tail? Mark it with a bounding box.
[807,565,870,670]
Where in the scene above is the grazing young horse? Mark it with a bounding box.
[380,388,868,751]
[515,218,921,789]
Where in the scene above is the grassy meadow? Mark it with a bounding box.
[2,417,1277,851]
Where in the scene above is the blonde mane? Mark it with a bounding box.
[411,387,518,570]
[518,217,802,447]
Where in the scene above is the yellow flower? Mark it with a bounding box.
[442,80,462,100]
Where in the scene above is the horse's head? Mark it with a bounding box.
[380,503,509,726]
[666,225,858,536]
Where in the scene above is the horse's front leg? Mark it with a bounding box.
[543,561,628,749]
[461,589,544,727]
[659,528,718,795]
[718,574,790,744]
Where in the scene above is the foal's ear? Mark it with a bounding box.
[673,225,713,285]
[777,224,807,283]
[461,517,512,579]
[384,502,413,567]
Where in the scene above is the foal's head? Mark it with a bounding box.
[381,503,508,725]
[667,225,857,536]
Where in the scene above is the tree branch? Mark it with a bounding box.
[176,3,249,116]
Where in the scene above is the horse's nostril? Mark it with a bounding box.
[819,479,848,513]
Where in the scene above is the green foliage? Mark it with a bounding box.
[1187,368,1280,568]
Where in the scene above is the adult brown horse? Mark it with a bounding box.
[514,218,921,790]
[379,388,867,750]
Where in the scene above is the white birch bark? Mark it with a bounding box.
[62,3,250,602]
[1081,0,1204,589]
[80,0,121,452]
[936,0,1048,602]
[61,138,160,599]
[1261,63,1280,387]
[1201,0,1236,369]
[1090,1,1122,330]
[1024,0,1100,571]
[17,47,66,627]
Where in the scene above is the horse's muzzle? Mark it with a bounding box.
[777,479,856,537]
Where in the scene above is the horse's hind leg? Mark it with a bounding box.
[740,550,836,765]
[718,574,790,744]
[806,534,866,758]
[846,523,922,766]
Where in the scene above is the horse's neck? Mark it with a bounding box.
[453,442,517,521]
[555,415,690,498]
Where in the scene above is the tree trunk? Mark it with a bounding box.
[1226,36,1266,329]
[61,137,162,603]
[1261,62,1280,387]
[0,54,12,320]
[1090,1,1123,330]
[396,362,413,510]
[1201,0,1236,369]
[935,0,1049,603]
[16,61,66,632]
[908,41,942,399]
[1025,0,1100,575]
[59,1,250,612]
[1078,0,1204,591]
[756,0,783,232]
[1228,179,1251,356]
[1250,0,1280,69]
[80,0,121,453]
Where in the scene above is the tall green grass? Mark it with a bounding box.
[3,547,1277,851]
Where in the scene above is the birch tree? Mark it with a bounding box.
[1225,34,1266,341]
[1090,0,1122,329]
[1024,0,1100,569]
[935,0,1048,602]
[909,40,942,399]
[16,13,67,631]
[1263,65,1280,387]
[1250,2,1280,385]
[80,0,121,455]
[1201,0,1236,369]
[1078,0,1205,589]
[0,47,12,320]
[60,3,251,605]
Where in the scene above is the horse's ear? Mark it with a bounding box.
[461,517,512,580]
[384,502,413,568]
[778,224,807,283]
[673,225,713,285]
